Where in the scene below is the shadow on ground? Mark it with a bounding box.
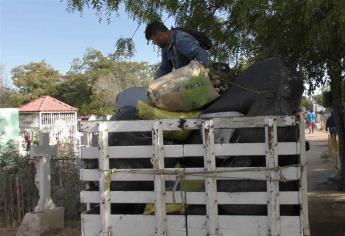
[306,131,345,236]
[308,192,345,236]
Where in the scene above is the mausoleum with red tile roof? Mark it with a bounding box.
[19,96,78,148]
[20,96,77,113]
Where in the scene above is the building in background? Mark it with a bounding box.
[0,108,20,147]
[19,96,78,155]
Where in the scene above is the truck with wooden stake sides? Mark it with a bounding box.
[79,115,310,236]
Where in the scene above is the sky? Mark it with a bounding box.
[0,0,167,86]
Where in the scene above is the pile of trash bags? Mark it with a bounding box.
[112,57,303,144]
[205,57,304,143]
[107,57,304,215]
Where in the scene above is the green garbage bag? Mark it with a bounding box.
[137,100,200,141]
[148,61,219,112]
[143,163,204,215]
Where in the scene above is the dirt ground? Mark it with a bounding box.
[306,130,345,236]
[1,130,344,236]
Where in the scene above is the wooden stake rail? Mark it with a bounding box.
[79,116,309,236]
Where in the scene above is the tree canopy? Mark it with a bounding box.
[10,61,62,105]
[6,49,155,115]
[60,48,155,115]
[65,0,344,88]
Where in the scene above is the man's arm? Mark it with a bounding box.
[156,50,173,79]
[175,31,211,67]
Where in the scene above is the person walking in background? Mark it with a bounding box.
[326,112,337,146]
[326,112,337,137]
[307,110,317,134]
[303,111,310,133]
[326,112,337,136]
[24,133,31,151]
[326,112,339,168]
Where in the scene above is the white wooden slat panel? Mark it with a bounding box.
[81,191,300,205]
[202,119,220,236]
[81,142,300,159]
[80,120,150,133]
[81,214,101,236]
[265,118,281,236]
[81,214,300,236]
[80,119,203,133]
[80,115,305,236]
[98,124,112,235]
[152,121,167,236]
[81,146,100,159]
[215,142,298,156]
[109,145,184,158]
[212,115,296,129]
[163,119,202,131]
[278,142,300,155]
[80,166,300,181]
[298,117,310,236]
[80,169,101,181]
[82,145,183,159]
[79,116,296,133]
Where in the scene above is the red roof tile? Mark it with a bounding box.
[20,96,77,112]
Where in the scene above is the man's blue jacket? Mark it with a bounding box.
[156,30,211,79]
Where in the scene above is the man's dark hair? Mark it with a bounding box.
[145,21,169,40]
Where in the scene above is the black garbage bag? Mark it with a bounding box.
[203,57,303,115]
[230,91,301,144]
[202,57,303,145]
[108,88,152,146]
[115,87,148,108]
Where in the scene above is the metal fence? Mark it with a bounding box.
[0,140,83,228]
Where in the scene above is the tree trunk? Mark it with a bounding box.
[333,107,345,177]
[329,63,345,179]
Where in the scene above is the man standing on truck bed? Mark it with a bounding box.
[145,21,211,79]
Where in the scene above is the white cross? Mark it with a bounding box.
[30,133,57,212]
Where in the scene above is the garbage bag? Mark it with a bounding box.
[108,108,151,146]
[113,105,138,120]
[144,203,187,215]
[148,60,219,112]
[115,87,148,109]
[143,179,204,215]
[203,57,303,148]
[203,57,303,115]
[143,162,204,215]
[137,100,200,141]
